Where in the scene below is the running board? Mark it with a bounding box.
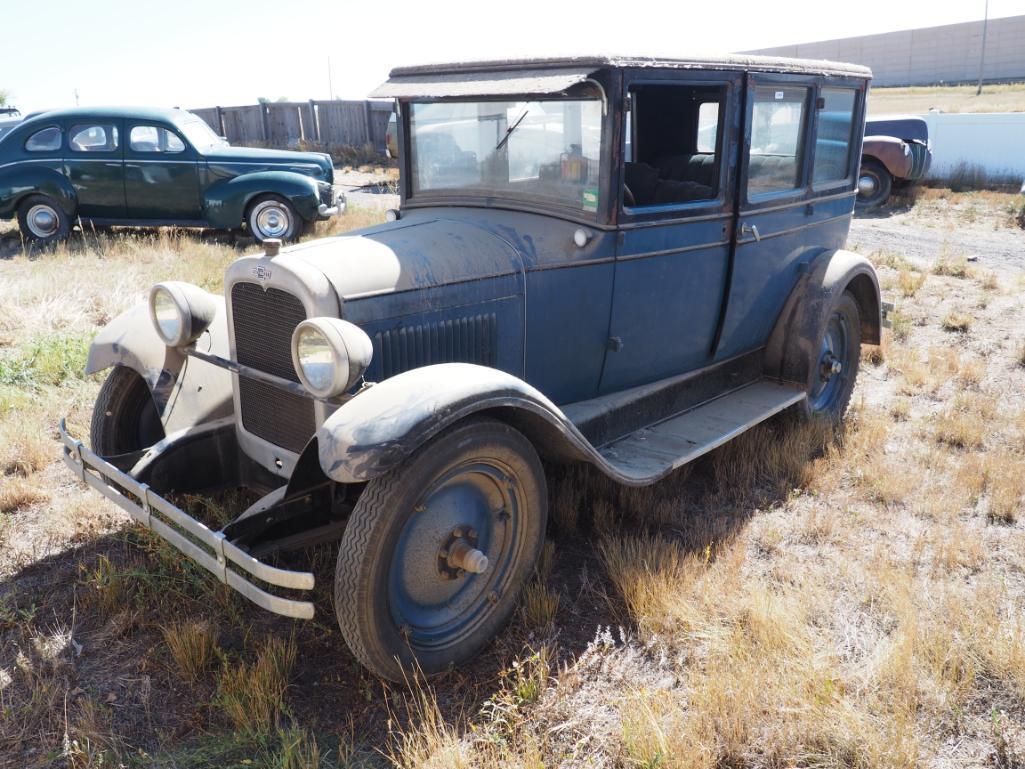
[594,380,806,483]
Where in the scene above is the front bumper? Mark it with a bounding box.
[58,419,315,619]
[317,188,346,218]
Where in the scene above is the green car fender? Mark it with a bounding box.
[203,171,322,229]
[0,165,77,219]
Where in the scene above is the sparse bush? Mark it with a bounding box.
[161,619,219,682]
[934,255,971,278]
[889,310,912,342]
[898,269,926,297]
[942,312,972,332]
[218,635,297,736]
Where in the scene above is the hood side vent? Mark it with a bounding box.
[376,314,497,380]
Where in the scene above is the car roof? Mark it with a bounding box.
[17,106,201,128]
[386,54,872,80]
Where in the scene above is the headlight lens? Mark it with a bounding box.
[151,286,184,345]
[295,325,336,394]
[291,317,373,398]
[148,282,217,348]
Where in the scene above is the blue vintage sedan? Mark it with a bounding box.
[60,54,886,681]
[0,106,343,244]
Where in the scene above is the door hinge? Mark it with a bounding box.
[607,336,624,353]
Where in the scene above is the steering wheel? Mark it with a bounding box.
[623,183,636,208]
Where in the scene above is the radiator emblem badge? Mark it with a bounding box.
[253,265,273,282]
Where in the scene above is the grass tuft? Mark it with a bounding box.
[161,618,219,682]
[217,635,297,737]
[941,312,972,333]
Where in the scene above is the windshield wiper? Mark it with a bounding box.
[495,110,529,151]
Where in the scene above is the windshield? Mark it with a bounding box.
[409,98,603,213]
[179,117,228,151]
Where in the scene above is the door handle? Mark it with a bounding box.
[104,162,122,168]
[740,223,761,242]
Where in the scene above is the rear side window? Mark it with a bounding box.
[748,86,808,196]
[25,127,62,152]
[813,88,858,184]
[69,124,119,152]
[130,125,185,153]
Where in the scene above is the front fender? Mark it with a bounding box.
[203,171,321,229]
[764,249,882,388]
[86,294,234,434]
[0,165,76,218]
[862,136,913,180]
[317,363,588,484]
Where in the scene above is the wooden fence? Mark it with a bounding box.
[190,100,393,152]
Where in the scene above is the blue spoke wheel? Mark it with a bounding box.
[334,417,546,681]
[804,291,862,421]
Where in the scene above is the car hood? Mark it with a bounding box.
[204,145,334,180]
[275,216,524,302]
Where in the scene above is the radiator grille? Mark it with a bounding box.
[375,314,497,380]
[230,282,316,454]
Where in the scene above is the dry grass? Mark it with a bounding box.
[941,312,972,332]
[4,192,1025,765]
[868,81,1025,114]
[217,634,297,736]
[160,618,219,682]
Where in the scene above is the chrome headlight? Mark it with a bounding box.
[291,317,373,398]
[148,282,217,347]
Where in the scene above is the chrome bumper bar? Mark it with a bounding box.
[58,419,315,619]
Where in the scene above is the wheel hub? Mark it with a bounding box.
[857,175,877,196]
[820,353,843,381]
[438,527,489,579]
[27,204,59,237]
[254,203,289,238]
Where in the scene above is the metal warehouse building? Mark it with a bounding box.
[745,15,1025,87]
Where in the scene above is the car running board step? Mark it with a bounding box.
[594,380,807,484]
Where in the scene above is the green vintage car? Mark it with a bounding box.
[0,106,344,244]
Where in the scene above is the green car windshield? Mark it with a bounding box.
[408,98,603,213]
[179,117,228,152]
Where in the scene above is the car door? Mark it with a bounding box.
[713,75,864,360]
[64,121,126,218]
[124,123,202,220]
[598,71,741,395]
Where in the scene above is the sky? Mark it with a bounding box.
[3,0,1025,113]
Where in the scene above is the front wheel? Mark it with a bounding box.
[90,367,165,456]
[801,292,862,422]
[17,194,71,246]
[334,417,547,681]
[246,195,302,243]
[855,159,892,211]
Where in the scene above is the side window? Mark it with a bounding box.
[25,127,62,152]
[130,125,185,153]
[813,88,858,184]
[623,83,725,208]
[69,124,119,153]
[748,86,808,196]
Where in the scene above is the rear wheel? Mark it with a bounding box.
[17,194,71,246]
[246,195,302,243]
[802,292,861,422]
[855,159,892,211]
[90,367,165,456]
[334,417,547,681]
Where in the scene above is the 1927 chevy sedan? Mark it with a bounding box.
[60,55,886,681]
[0,107,343,244]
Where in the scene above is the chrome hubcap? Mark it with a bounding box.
[252,202,290,239]
[857,174,878,197]
[27,204,59,237]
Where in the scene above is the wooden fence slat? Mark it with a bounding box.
[189,100,392,151]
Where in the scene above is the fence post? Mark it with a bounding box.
[363,101,372,147]
[308,100,320,142]
[260,103,270,143]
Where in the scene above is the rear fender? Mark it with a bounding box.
[203,171,321,228]
[316,363,593,484]
[862,136,913,179]
[764,249,882,388]
[86,294,234,434]
[0,166,76,218]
